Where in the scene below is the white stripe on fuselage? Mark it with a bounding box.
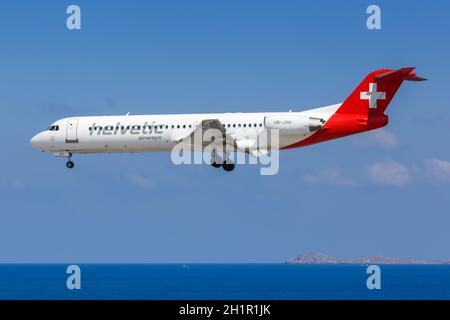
[44,104,341,154]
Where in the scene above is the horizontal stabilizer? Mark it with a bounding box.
[375,67,427,82]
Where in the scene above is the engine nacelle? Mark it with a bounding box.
[264,115,324,134]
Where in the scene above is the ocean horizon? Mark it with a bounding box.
[0,263,449,300]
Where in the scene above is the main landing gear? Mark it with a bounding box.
[211,155,222,168]
[222,161,235,172]
[210,150,235,172]
[66,154,75,169]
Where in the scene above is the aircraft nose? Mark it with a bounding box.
[30,132,48,151]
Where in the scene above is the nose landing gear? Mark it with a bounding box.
[66,154,74,169]
[66,160,75,169]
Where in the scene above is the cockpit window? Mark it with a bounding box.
[48,125,59,131]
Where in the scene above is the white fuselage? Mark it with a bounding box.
[30,104,340,155]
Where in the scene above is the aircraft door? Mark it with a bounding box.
[66,118,79,143]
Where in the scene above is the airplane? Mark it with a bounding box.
[30,67,425,172]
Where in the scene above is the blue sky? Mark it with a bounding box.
[0,0,449,262]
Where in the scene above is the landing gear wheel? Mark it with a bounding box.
[211,156,223,168]
[66,161,75,169]
[222,161,235,172]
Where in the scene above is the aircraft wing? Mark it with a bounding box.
[175,119,267,155]
[175,119,236,151]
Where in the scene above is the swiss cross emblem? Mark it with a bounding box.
[360,83,386,109]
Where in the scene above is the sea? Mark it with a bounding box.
[0,264,449,300]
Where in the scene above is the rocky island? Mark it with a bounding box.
[287,252,450,265]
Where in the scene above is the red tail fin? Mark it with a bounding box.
[337,67,426,116]
[281,67,425,150]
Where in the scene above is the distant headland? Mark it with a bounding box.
[287,252,450,265]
